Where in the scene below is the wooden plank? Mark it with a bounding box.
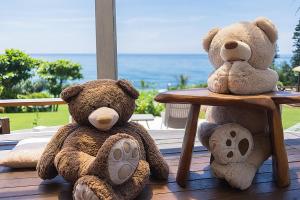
[95,0,118,80]
[0,98,65,107]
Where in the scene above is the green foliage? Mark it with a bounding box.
[291,18,300,68]
[140,80,156,89]
[277,61,297,86]
[19,79,48,94]
[0,49,39,99]
[17,92,51,99]
[167,74,207,90]
[135,90,164,116]
[37,59,83,98]
[176,74,189,89]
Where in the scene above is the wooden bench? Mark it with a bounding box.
[0,98,66,134]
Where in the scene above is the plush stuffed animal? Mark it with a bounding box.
[198,17,279,190]
[37,79,169,200]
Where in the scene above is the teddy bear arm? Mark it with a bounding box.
[37,123,79,180]
[207,62,232,94]
[228,62,278,94]
[131,123,169,180]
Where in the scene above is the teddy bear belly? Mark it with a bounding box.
[61,127,146,158]
[206,106,269,135]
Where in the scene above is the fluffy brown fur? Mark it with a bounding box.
[37,79,169,200]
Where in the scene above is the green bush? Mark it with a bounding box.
[135,90,164,116]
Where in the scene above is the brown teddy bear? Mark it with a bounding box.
[37,79,169,200]
[198,17,278,190]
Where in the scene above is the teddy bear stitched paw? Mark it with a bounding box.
[211,162,257,190]
[107,138,140,185]
[74,175,120,200]
[87,134,141,186]
[207,62,232,94]
[74,183,99,200]
[209,123,254,165]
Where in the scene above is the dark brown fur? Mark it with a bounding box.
[37,79,169,200]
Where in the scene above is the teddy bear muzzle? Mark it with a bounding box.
[88,107,119,131]
[220,40,252,62]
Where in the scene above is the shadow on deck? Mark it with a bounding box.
[1,129,300,199]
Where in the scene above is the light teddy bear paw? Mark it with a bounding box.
[209,123,254,165]
[211,161,257,190]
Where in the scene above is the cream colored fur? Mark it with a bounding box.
[198,17,278,190]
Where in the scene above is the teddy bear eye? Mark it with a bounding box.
[107,103,111,108]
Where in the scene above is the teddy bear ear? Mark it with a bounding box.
[254,17,278,43]
[60,84,83,103]
[117,79,139,99]
[203,28,220,52]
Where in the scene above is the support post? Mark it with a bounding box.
[95,0,118,80]
[0,118,10,134]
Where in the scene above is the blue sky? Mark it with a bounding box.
[0,0,299,54]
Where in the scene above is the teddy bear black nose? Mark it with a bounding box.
[224,41,238,49]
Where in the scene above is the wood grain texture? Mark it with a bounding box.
[0,98,65,107]
[268,104,290,187]
[1,135,300,199]
[155,88,300,110]
[176,104,200,187]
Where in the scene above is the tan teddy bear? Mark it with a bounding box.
[37,79,169,200]
[198,17,279,190]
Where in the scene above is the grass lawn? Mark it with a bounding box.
[0,105,69,131]
[0,105,299,131]
[282,105,300,129]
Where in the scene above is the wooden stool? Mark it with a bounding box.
[0,117,10,134]
[155,88,300,188]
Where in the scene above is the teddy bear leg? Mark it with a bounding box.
[73,175,120,200]
[74,160,150,200]
[54,147,95,183]
[197,121,219,149]
[208,123,254,164]
[246,133,271,168]
[211,161,257,190]
[87,133,141,186]
[210,133,271,190]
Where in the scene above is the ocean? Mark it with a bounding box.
[31,54,292,89]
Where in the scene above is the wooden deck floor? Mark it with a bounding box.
[1,129,300,199]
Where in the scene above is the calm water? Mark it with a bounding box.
[31,54,292,89]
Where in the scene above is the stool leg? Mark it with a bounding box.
[268,105,290,187]
[176,104,200,187]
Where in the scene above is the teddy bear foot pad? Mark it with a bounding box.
[74,183,99,200]
[108,138,140,185]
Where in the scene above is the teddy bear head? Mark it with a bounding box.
[60,79,139,131]
[203,17,278,70]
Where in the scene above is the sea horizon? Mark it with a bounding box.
[30,53,293,89]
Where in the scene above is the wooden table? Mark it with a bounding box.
[155,88,300,188]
